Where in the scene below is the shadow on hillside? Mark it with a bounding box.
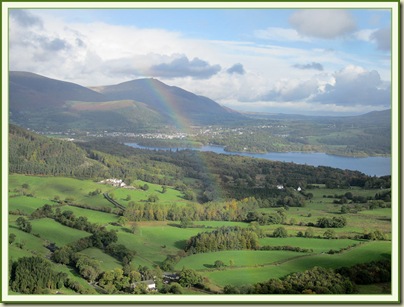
[174,240,187,249]
[381,253,391,259]
[167,223,181,228]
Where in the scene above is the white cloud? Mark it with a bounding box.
[260,78,319,102]
[289,9,356,39]
[312,65,390,107]
[353,29,377,42]
[254,27,310,42]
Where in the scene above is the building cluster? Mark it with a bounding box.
[100,178,126,187]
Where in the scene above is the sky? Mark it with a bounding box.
[7,4,394,116]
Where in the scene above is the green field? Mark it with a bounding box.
[60,205,120,225]
[7,174,392,295]
[204,241,391,287]
[112,223,204,265]
[175,250,305,270]
[9,174,189,209]
[79,248,123,271]
[29,218,91,247]
[258,237,360,253]
[9,196,50,214]
[8,227,49,258]
[111,180,189,205]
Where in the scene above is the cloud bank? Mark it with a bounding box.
[289,9,356,39]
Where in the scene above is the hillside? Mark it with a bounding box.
[9,71,244,131]
[9,124,107,178]
[92,78,244,126]
[7,125,392,296]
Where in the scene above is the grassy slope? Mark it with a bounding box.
[79,248,123,271]
[7,174,392,294]
[29,218,91,247]
[204,241,391,287]
[9,174,188,208]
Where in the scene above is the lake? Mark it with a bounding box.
[125,143,391,177]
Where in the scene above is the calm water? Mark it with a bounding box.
[125,143,391,177]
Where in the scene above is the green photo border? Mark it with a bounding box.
[1,0,401,304]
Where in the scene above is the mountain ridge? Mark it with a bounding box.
[9,71,243,131]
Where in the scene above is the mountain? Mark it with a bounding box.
[9,71,244,131]
[9,71,106,112]
[91,78,243,126]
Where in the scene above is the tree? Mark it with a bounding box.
[9,233,16,244]
[125,195,131,201]
[179,268,203,288]
[161,186,167,193]
[214,260,225,268]
[142,184,149,191]
[180,217,193,228]
[341,205,349,214]
[305,227,315,238]
[16,217,32,233]
[323,229,336,239]
[131,223,138,234]
[184,190,195,201]
[10,256,67,294]
[273,227,288,238]
[147,194,159,203]
[118,216,128,227]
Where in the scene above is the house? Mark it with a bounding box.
[297,186,302,192]
[100,178,126,187]
[132,280,156,291]
[276,185,284,190]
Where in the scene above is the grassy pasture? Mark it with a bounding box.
[111,222,203,265]
[8,175,188,210]
[110,180,188,206]
[79,248,122,271]
[7,175,392,294]
[9,196,49,214]
[8,227,49,257]
[258,237,360,253]
[9,244,39,261]
[192,221,249,228]
[175,250,304,271]
[204,241,391,288]
[29,218,91,247]
[60,205,119,225]
[9,174,115,209]
[358,208,391,217]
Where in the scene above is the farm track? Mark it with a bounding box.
[103,193,126,211]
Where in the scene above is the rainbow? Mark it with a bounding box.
[141,78,226,201]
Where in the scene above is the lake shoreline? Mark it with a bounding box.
[124,143,391,177]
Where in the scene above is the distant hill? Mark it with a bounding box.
[244,109,391,126]
[9,71,244,131]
